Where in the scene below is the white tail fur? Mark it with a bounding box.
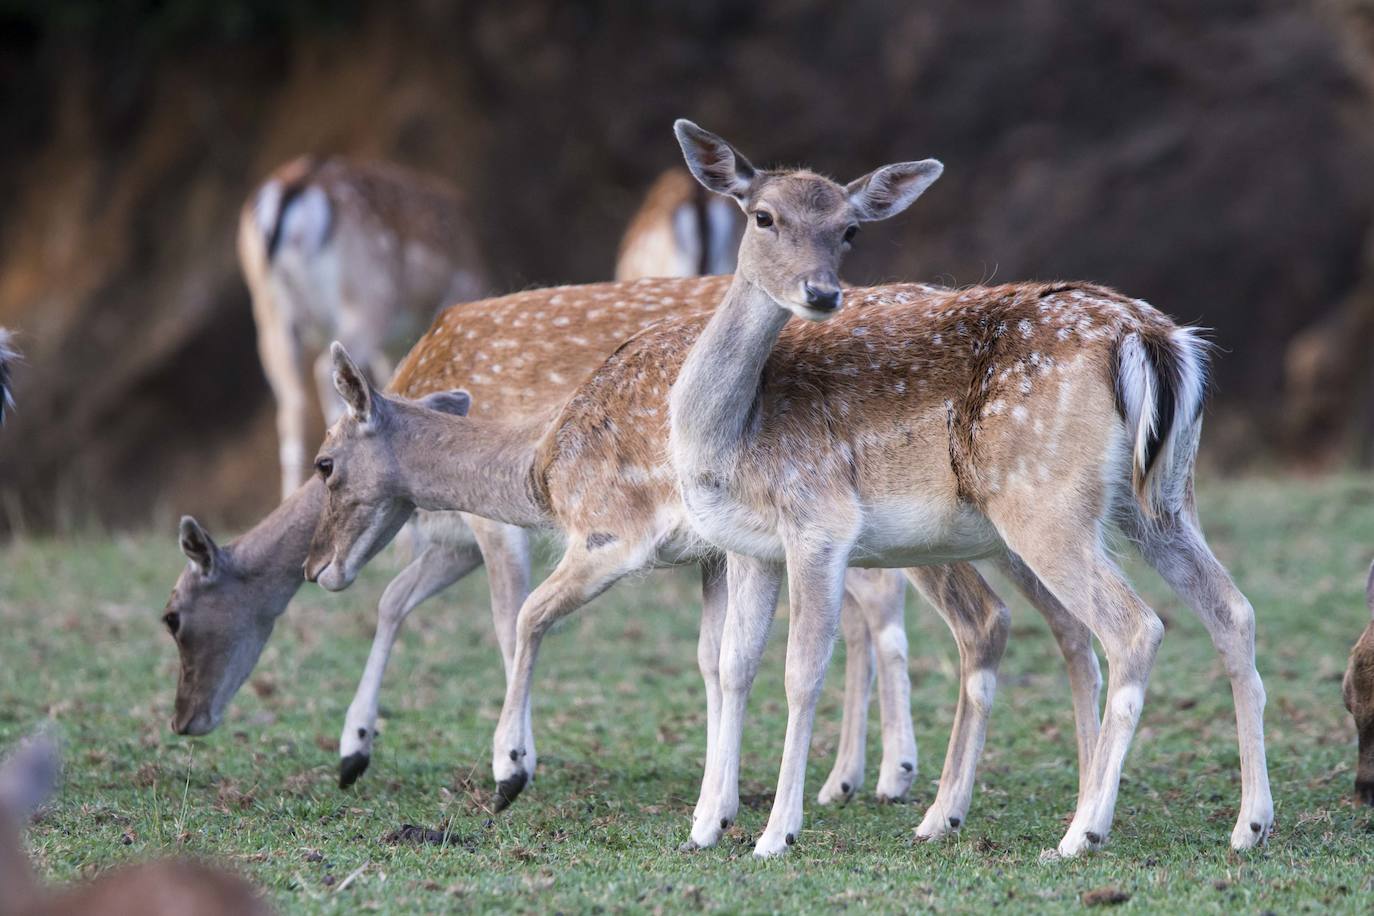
[0,328,17,427]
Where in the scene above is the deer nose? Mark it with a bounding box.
[803,282,841,313]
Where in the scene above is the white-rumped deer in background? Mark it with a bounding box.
[0,329,17,428]
[0,734,272,916]
[615,168,742,281]
[240,156,489,499]
[665,120,1270,857]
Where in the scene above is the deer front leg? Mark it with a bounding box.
[338,540,483,787]
[754,543,849,859]
[685,553,783,850]
[490,540,647,811]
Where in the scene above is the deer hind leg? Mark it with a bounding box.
[686,552,783,851]
[690,555,728,826]
[856,569,918,803]
[254,308,310,501]
[817,574,877,806]
[490,536,652,811]
[754,542,851,858]
[994,552,1103,810]
[903,563,1010,841]
[338,538,483,788]
[1119,500,1273,850]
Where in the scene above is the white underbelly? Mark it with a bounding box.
[849,499,1001,566]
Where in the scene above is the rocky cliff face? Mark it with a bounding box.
[2,0,1372,532]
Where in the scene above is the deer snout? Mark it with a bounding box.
[802,277,841,313]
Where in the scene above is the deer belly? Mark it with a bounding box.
[850,499,1000,566]
[680,479,787,561]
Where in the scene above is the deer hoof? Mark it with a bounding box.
[492,770,529,812]
[338,752,370,789]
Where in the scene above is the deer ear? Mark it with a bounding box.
[846,159,943,222]
[674,119,758,201]
[179,516,218,577]
[331,342,373,423]
[419,389,471,417]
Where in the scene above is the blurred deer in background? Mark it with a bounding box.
[1344,562,1374,806]
[0,735,271,916]
[614,168,742,281]
[0,329,16,428]
[240,156,489,499]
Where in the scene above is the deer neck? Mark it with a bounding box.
[396,415,546,528]
[229,477,324,616]
[669,274,790,478]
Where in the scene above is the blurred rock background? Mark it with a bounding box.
[2,0,1373,533]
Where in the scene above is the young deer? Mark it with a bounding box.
[166,278,921,804]
[614,167,913,806]
[305,284,1104,841]
[1344,562,1374,805]
[0,735,271,916]
[614,168,742,280]
[0,328,17,427]
[663,121,1270,857]
[240,156,489,499]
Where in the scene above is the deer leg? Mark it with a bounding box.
[1119,500,1273,850]
[902,563,1010,841]
[468,517,535,776]
[860,569,918,802]
[254,309,310,501]
[490,538,651,811]
[685,552,783,851]
[338,539,482,787]
[754,543,850,858]
[690,555,728,825]
[816,580,875,806]
[994,552,1103,810]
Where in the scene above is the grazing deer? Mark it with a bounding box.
[614,168,742,280]
[304,273,1104,841]
[0,328,17,427]
[662,120,1269,857]
[1345,562,1374,806]
[0,735,271,916]
[614,167,913,805]
[166,278,925,804]
[240,156,489,499]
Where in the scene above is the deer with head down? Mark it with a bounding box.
[1344,562,1374,806]
[167,278,929,804]
[660,120,1269,857]
[0,735,271,916]
[240,156,489,500]
[302,144,1107,844]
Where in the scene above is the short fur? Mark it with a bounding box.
[0,328,17,427]
[1342,562,1374,805]
[614,168,742,280]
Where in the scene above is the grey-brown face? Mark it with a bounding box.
[166,518,280,736]
[673,119,942,322]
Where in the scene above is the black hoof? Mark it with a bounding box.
[492,770,529,812]
[1355,780,1374,807]
[1085,831,1102,845]
[720,818,730,829]
[948,816,961,829]
[840,782,851,795]
[338,752,370,789]
[784,833,795,846]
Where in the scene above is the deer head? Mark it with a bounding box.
[673,119,942,321]
[1343,561,1374,805]
[303,343,471,591]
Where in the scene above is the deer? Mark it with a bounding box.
[658,120,1270,857]
[240,155,490,500]
[1344,562,1374,806]
[615,167,914,806]
[304,272,1110,840]
[614,167,742,281]
[166,277,934,806]
[0,328,16,428]
[0,735,271,916]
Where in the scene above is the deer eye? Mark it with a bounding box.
[754,211,774,229]
[315,457,334,480]
[163,612,181,636]
[843,225,859,244]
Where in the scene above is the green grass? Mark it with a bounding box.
[2,475,1374,913]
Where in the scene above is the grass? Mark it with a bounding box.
[2,474,1374,913]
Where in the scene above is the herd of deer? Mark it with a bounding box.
[2,120,1374,907]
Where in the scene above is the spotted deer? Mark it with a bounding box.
[0,735,271,916]
[614,166,914,806]
[304,279,1105,838]
[614,168,742,281]
[0,329,17,428]
[166,277,923,804]
[1344,562,1374,805]
[240,156,489,499]
[662,120,1270,857]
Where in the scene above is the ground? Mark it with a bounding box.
[1,475,1372,913]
